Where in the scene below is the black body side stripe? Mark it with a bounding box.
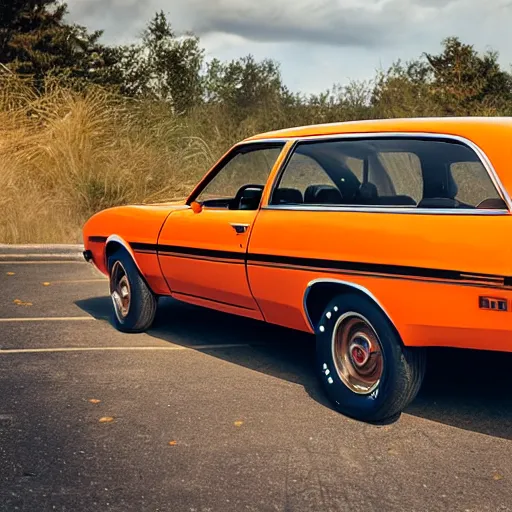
[173,291,256,310]
[88,236,108,243]
[246,253,505,284]
[131,242,244,261]
[130,242,157,252]
[159,244,244,261]
[128,242,510,287]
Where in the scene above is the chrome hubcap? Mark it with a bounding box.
[110,262,131,319]
[332,313,383,395]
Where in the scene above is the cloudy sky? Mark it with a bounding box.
[67,0,512,93]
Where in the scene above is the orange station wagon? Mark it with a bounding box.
[82,117,512,422]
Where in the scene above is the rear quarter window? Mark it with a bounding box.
[450,162,501,207]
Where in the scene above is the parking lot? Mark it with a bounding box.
[1,258,512,511]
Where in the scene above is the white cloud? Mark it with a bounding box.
[179,0,436,48]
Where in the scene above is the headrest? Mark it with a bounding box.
[476,197,507,209]
[417,197,461,208]
[424,168,458,200]
[273,187,303,204]
[304,185,343,205]
[358,182,378,201]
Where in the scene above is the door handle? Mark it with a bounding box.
[230,223,250,234]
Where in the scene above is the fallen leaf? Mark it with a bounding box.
[98,416,114,423]
[42,282,51,287]
[88,399,101,404]
[387,448,399,456]
[234,421,244,427]
[13,299,32,306]
[6,272,15,276]
[493,473,504,481]
[168,440,177,446]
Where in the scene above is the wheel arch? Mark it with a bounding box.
[303,278,397,334]
[104,235,143,275]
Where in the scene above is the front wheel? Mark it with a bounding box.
[315,293,426,423]
[108,249,157,333]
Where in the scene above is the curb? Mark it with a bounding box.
[0,244,84,262]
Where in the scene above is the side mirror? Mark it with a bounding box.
[190,201,203,213]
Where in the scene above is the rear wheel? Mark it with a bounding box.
[315,293,426,423]
[107,249,157,333]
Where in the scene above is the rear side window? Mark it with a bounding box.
[376,152,423,204]
[270,138,505,209]
[278,154,336,194]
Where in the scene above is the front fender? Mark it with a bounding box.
[82,203,189,294]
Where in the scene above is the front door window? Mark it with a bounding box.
[194,145,284,210]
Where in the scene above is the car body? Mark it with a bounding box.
[83,116,512,422]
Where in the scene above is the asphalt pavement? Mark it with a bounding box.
[1,255,512,511]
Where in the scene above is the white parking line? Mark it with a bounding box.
[0,344,250,354]
[0,261,85,265]
[47,279,107,284]
[0,255,83,260]
[0,316,96,323]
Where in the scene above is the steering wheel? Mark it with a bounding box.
[230,184,265,210]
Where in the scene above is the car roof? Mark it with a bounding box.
[243,116,512,142]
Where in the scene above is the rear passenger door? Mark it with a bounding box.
[247,135,512,349]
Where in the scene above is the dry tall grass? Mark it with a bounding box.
[0,75,228,243]
[0,71,386,243]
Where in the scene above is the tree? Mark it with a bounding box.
[424,37,512,114]
[0,0,116,86]
[371,59,441,118]
[371,38,512,117]
[113,11,204,113]
[204,55,287,117]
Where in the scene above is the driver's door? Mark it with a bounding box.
[157,142,285,318]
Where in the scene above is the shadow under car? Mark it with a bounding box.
[76,295,512,440]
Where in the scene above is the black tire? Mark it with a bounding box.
[315,293,426,423]
[107,248,157,333]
